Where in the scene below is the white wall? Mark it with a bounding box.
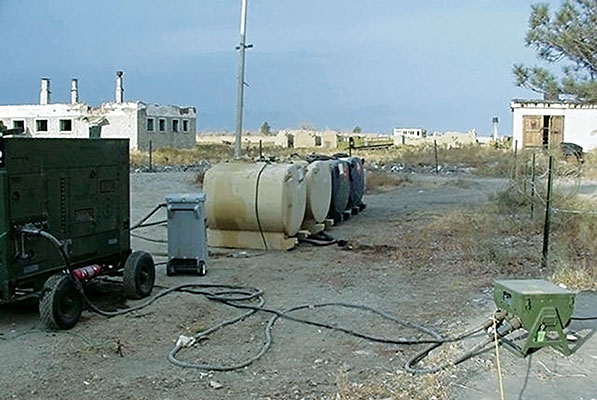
[0,101,198,151]
[95,102,139,147]
[0,104,90,137]
[511,101,597,151]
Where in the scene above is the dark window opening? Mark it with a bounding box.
[182,120,189,132]
[172,119,179,132]
[158,118,166,132]
[59,119,72,132]
[147,118,154,132]
[36,119,48,132]
[542,115,550,146]
[13,120,25,132]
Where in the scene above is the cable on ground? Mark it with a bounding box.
[17,228,531,374]
[130,232,168,243]
[130,203,166,231]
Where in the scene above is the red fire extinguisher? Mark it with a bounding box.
[71,265,103,282]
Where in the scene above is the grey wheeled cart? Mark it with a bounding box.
[165,193,208,276]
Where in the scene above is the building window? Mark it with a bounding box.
[158,118,166,132]
[36,119,48,132]
[147,118,154,132]
[13,120,25,132]
[59,119,72,132]
[172,119,179,133]
[182,119,189,132]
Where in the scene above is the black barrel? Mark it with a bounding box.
[341,157,365,210]
[327,160,351,224]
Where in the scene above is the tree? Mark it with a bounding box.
[352,126,362,133]
[513,0,597,102]
[260,121,271,135]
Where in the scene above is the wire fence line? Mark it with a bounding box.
[512,151,597,217]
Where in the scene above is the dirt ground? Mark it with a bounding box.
[0,171,595,399]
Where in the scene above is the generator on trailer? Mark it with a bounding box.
[0,137,155,329]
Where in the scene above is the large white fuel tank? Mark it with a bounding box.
[295,160,332,224]
[204,162,307,237]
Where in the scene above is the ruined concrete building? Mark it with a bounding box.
[0,72,197,150]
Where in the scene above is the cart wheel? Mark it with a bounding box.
[123,251,155,299]
[197,260,207,277]
[39,274,83,330]
[166,261,174,277]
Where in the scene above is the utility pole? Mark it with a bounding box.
[234,0,251,159]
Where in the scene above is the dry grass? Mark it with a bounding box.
[334,368,450,400]
[551,263,596,290]
[333,341,464,399]
[405,170,597,290]
[365,171,412,193]
[130,143,597,182]
[130,144,234,166]
[353,144,514,176]
[580,149,597,179]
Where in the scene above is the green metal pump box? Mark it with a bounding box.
[0,137,131,301]
[493,279,575,356]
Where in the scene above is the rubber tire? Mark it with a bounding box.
[197,261,207,276]
[39,274,84,330]
[123,251,155,299]
[166,261,174,277]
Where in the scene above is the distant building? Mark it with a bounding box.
[321,131,339,148]
[393,127,426,138]
[393,127,426,145]
[0,73,197,150]
[293,130,320,148]
[511,99,597,151]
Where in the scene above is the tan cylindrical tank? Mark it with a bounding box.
[295,160,332,223]
[204,162,307,237]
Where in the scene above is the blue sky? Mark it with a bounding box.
[0,1,558,134]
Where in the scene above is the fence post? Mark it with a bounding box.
[434,140,439,174]
[541,154,554,269]
[530,152,536,219]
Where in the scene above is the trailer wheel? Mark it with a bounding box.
[39,274,83,330]
[123,251,155,299]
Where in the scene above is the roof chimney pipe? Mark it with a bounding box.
[70,78,79,104]
[40,78,51,105]
[115,71,124,103]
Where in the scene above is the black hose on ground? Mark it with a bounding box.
[298,231,348,247]
[130,203,166,231]
[404,310,516,374]
[23,228,517,374]
[317,231,348,247]
[130,232,168,244]
[299,235,336,246]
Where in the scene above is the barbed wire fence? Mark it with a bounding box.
[509,147,597,268]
